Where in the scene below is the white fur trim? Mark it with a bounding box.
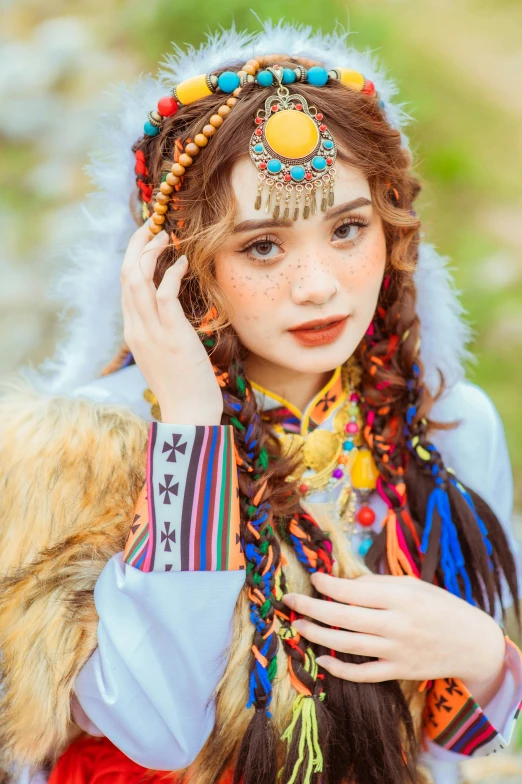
[34,20,470,394]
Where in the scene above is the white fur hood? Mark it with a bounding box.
[34,20,472,395]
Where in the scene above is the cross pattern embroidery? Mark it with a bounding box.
[434,693,451,713]
[161,521,176,552]
[162,434,187,463]
[159,474,179,504]
[444,678,464,697]
[317,392,337,413]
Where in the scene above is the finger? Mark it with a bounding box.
[315,656,396,683]
[121,220,160,278]
[126,230,171,326]
[283,592,390,635]
[310,572,396,610]
[156,255,189,330]
[292,620,388,658]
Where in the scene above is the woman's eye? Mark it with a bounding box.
[333,222,362,242]
[242,238,283,262]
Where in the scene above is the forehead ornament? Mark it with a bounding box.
[249,66,338,220]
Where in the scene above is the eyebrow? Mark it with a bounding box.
[232,196,372,234]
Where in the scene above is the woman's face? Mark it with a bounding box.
[214,156,387,376]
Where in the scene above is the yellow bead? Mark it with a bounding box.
[156,192,170,204]
[179,153,193,167]
[226,96,237,108]
[152,213,165,224]
[185,142,200,157]
[176,74,213,105]
[209,114,223,128]
[194,133,209,147]
[171,163,185,177]
[149,222,163,235]
[350,449,379,491]
[237,70,247,78]
[265,109,319,159]
[337,68,365,92]
[247,59,260,71]
[233,87,242,97]
[154,203,168,214]
[218,105,230,118]
[243,64,256,76]
[160,182,173,195]
[166,172,179,186]
[203,124,216,137]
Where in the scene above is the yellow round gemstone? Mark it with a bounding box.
[337,68,365,92]
[265,109,319,159]
[351,448,379,491]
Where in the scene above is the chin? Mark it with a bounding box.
[274,335,361,375]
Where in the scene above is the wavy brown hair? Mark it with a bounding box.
[131,56,518,784]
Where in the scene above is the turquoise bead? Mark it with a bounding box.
[218,71,240,93]
[253,143,264,154]
[358,537,373,557]
[282,68,296,85]
[312,156,327,171]
[307,66,329,87]
[267,159,282,174]
[323,139,334,150]
[257,70,274,87]
[343,440,354,451]
[144,121,159,136]
[291,165,306,181]
[378,99,385,109]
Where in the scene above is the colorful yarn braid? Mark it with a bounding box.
[360,293,423,580]
[404,364,493,604]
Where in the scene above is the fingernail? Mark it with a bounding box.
[282,593,296,608]
[315,657,326,667]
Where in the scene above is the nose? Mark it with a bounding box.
[290,257,338,308]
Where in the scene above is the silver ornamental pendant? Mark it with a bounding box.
[249,73,337,220]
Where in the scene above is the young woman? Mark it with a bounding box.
[0,21,520,784]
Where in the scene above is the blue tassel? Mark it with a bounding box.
[449,478,494,569]
[420,483,475,605]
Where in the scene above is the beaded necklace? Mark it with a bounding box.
[274,361,379,558]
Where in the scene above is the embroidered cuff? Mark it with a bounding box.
[123,423,243,572]
[423,636,522,757]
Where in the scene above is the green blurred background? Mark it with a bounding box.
[1,0,522,778]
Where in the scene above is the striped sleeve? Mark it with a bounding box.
[123,423,243,572]
[423,637,522,757]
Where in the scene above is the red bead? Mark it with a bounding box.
[362,79,376,96]
[295,103,303,111]
[299,483,309,495]
[271,105,279,112]
[357,506,376,527]
[255,128,262,136]
[259,162,267,169]
[326,157,333,165]
[319,124,327,132]
[316,113,323,121]
[305,172,313,180]
[255,117,263,125]
[157,96,178,117]
[284,173,292,181]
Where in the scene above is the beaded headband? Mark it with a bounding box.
[141,55,377,234]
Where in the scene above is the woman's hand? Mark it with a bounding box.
[121,223,223,426]
[283,572,507,707]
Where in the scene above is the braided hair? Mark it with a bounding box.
[128,61,519,784]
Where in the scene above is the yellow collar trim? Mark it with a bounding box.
[250,366,346,435]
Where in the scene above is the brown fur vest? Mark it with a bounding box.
[0,382,430,781]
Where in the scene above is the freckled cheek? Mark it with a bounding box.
[217,265,284,324]
[339,233,386,289]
